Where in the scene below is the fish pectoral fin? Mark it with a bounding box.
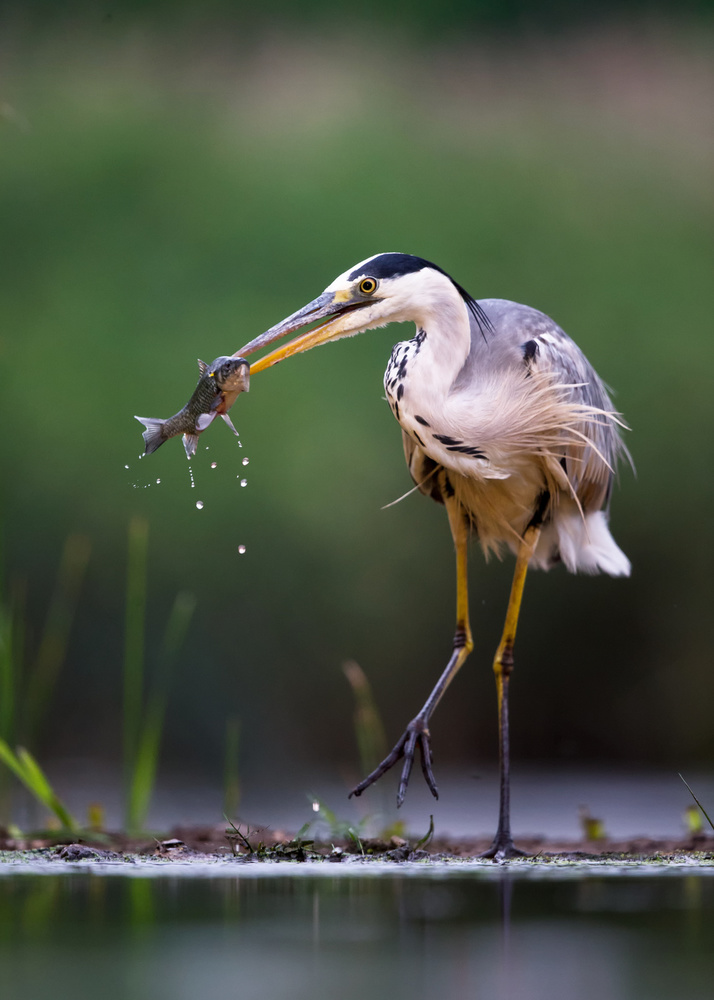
[183,433,199,459]
[220,413,240,437]
[134,415,166,455]
[196,412,217,432]
[197,359,208,375]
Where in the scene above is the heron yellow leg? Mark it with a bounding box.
[481,524,541,860]
[421,497,474,716]
[350,497,474,806]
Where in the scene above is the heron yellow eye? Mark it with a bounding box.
[359,277,378,295]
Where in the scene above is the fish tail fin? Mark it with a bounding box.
[220,413,240,437]
[134,416,166,455]
[183,433,199,459]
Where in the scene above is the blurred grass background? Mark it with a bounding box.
[0,1,712,813]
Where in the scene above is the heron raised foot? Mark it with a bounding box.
[237,253,630,860]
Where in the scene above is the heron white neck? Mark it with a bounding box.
[400,275,472,394]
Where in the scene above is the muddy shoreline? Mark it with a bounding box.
[2,826,713,865]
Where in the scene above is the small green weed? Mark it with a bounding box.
[307,795,368,848]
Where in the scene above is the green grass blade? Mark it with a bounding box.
[23,535,91,747]
[342,660,388,779]
[0,606,15,744]
[126,698,164,834]
[0,585,19,824]
[0,738,27,783]
[160,591,196,670]
[123,516,149,826]
[0,740,77,831]
[126,590,195,833]
[679,773,714,834]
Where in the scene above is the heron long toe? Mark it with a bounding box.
[349,715,439,807]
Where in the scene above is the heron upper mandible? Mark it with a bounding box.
[237,252,630,859]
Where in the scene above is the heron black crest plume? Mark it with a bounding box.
[348,253,494,341]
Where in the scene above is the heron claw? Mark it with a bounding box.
[349,717,438,806]
[478,834,528,860]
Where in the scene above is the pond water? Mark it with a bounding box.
[1,862,712,1000]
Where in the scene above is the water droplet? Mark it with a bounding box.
[188,465,195,489]
[156,479,161,485]
[211,462,217,469]
[205,446,210,450]
[196,500,204,510]
[242,457,249,466]
[312,800,320,813]
[240,479,247,488]
[237,544,246,555]
[124,464,130,470]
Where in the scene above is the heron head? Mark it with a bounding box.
[236,253,479,374]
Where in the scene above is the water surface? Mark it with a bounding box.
[1,862,712,1000]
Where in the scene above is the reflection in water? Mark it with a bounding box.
[1,867,713,1000]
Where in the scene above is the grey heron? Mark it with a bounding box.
[237,252,630,859]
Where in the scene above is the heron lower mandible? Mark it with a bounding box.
[237,253,630,859]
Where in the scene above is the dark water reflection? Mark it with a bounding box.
[1,866,712,1000]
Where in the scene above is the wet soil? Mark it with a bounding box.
[1,825,712,865]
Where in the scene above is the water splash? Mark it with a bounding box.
[196,500,205,510]
[237,544,246,555]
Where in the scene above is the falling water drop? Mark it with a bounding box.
[237,544,246,555]
[124,464,130,470]
[211,462,218,469]
[188,465,195,489]
[312,800,320,813]
[156,479,161,485]
[196,500,204,510]
[242,457,249,466]
[240,478,247,488]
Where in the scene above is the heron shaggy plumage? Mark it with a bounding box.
[237,252,630,858]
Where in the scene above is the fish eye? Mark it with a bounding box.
[359,277,378,295]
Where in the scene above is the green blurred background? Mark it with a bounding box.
[0,1,712,815]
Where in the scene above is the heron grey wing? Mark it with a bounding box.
[464,299,626,512]
[528,332,626,512]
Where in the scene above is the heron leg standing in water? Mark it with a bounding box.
[236,253,631,859]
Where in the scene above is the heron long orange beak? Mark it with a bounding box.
[234,290,365,375]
